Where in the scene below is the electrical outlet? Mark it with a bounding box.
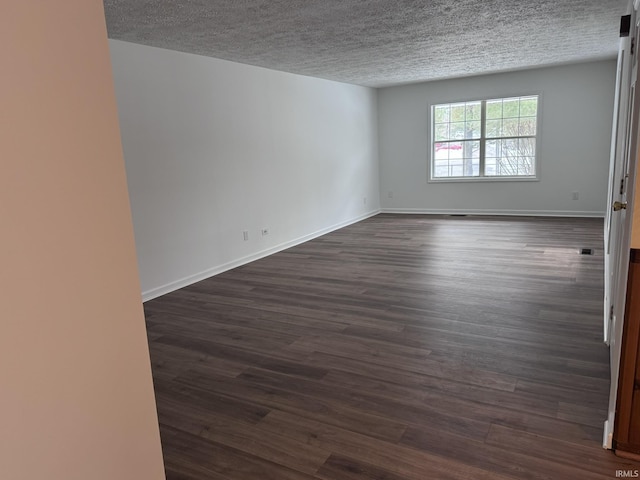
[261,228,269,236]
[242,230,249,241]
[572,191,579,200]
[363,197,367,205]
[388,191,394,198]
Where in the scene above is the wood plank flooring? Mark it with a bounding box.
[144,214,640,479]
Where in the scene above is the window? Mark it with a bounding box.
[430,95,539,180]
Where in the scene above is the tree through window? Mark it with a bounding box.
[431,95,538,180]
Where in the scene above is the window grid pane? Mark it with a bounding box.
[433,140,480,177]
[433,101,482,142]
[484,96,539,139]
[485,138,536,176]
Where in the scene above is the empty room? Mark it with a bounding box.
[5,1,640,479]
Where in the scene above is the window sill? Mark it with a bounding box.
[427,176,539,184]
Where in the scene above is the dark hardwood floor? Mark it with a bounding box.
[144,214,640,479]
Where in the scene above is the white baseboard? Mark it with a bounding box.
[142,209,381,302]
[142,207,603,301]
[380,207,605,218]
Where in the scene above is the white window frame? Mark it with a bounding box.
[428,94,541,183]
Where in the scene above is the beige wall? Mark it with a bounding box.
[0,2,165,479]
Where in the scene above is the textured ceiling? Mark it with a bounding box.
[103,0,628,88]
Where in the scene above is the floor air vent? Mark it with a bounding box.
[580,248,594,255]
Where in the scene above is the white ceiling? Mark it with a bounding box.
[103,0,629,88]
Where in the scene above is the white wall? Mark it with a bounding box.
[378,61,617,216]
[109,40,380,300]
